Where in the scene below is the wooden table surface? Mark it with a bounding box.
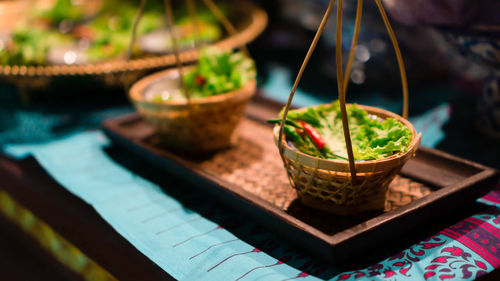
[0,155,174,281]
[0,214,84,281]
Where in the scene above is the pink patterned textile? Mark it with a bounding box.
[332,189,500,281]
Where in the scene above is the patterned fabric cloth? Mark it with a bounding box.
[335,202,500,280]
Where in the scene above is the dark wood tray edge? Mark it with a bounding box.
[331,169,499,248]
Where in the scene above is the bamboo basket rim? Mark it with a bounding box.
[0,1,267,77]
[273,104,421,174]
[129,66,256,109]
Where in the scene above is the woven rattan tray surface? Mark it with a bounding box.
[102,97,499,263]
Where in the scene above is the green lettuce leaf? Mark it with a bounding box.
[183,48,255,98]
[276,101,413,161]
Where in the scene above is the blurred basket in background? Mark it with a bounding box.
[130,67,256,153]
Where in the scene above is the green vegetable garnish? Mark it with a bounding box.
[273,101,412,161]
[163,22,221,51]
[0,0,223,65]
[267,119,301,128]
[0,27,71,65]
[82,1,164,61]
[182,48,256,98]
[36,0,85,25]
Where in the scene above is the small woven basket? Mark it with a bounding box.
[127,0,258,153]
[275,0,420,215]
[274,105,421,215]
[130,67,256,153]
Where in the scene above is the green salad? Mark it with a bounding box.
[151,48,255,102]
[0,0,223,65]
[161,21,221,51]
[184,48,255,97]
[36,0,86,26]
[269,101,412,161]
[82,2,163,61]
[162,6,224,51]
[0,27,71,65]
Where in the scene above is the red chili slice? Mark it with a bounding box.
[73,25,95,40]
[299,121,326,150]
[195,75,206,86]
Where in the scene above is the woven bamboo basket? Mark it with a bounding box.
[128,0,257,153]
[274,105,421,215]
[0,0,267,90]
[130,67,256,153]
[274,0,420,215]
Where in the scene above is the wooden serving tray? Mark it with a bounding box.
[102,97,499,263]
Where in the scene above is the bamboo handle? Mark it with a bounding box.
[201,0,250,57]
[278,0,336,158]
[343,0,363,99]
[336,0,357,180]
[164,0,191,103]
[186,0,202,47]
[374,0,409,119]
[278,0,409,183]
[122,0,147,91]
